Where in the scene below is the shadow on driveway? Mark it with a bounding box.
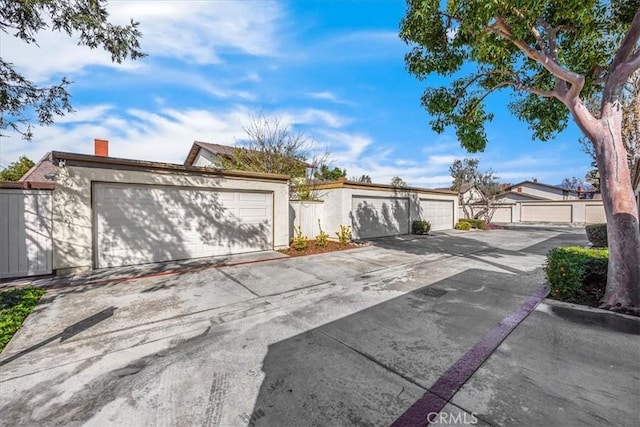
[0,306,116,367]
[249,268,537,426]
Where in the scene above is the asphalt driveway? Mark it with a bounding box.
[1,228,638,426]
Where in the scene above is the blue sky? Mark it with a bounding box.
[0,0,592,188]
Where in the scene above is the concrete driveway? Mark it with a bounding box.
[1,228,638,426]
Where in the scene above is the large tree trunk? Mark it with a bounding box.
[593,114,640,310]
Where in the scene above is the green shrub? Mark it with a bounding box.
[459,218,487,229]
[412,220,431,235]
[1,287,45,352]
[336,224,352,245]
[454,221,472,231]
[292,226,308,251]
[315,220,329,248]
[545,246,608,299]
[585,223,607,247]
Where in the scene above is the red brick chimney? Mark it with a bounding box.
[94,139,109,157]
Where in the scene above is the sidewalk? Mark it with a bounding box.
[448,298,640,426]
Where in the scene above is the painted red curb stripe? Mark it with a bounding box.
[391,285,549,427]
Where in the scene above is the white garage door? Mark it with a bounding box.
[351,196,409,239]
[421,199,454,231]
[94,183,272,268]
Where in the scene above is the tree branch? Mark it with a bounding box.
[611,8,640,73]
[530,25,546,52]
[517,85,558,98]
[535,18,559,62]
[488,16,585,105]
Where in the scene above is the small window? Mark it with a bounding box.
[517,187,522,193]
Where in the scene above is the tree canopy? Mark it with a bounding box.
[390,176,408,187]
[400,0,640,151]
[315,164,347,181]
[401,1,640,310]
[0,155,34,181]
[0,0,145,139]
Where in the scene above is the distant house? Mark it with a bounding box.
[497,180,581,202]
[458,183,482,203]
[184,141,237,168]
[183,141,312,178]
[19,152,57,185]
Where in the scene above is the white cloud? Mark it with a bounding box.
[0,104,352,167]
[306,91,351,105]
[281,109,350,129]
[426,155,458,167]
[147,70,257,100]
[113,1,283,62]
[316,130,372,161]
[0,1,284,82]
[307,91,338,101]
[56,105,114,124]
[0,106,249,166]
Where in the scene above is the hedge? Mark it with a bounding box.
[545,246,608,299]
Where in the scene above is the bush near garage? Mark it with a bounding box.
[545,246,608,300]
[454,221,472,230]
[336,225,352,245]
[292,226,308,251]
[315,220,330,248]
[411,220,431,235]
[459,218,487,229]
[1,287,45,352]
[585,223,607,247]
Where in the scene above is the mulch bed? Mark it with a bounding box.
[278,240,362,257]
[551,279,606,308]
[549,278,640,317]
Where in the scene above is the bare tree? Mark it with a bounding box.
[220,112,329,199]
[450,158,502,222]
[351,175,372,183]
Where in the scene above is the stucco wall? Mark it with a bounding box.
[319,186,458,238]
[52,165,289,273]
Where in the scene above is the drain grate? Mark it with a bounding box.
[417,287,448,298]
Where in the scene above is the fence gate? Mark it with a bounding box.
[0,188,53,279]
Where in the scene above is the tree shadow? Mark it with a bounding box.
[249,268,539,426]
[54,167,274,273]
[0,306,116,367]
[350,195,410,239]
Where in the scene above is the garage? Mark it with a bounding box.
[94,183,273,268]
[420,199,454,231]
[351,196,409,239]
[49,151,290,274]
